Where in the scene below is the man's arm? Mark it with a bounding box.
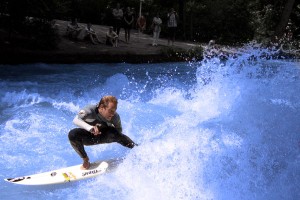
[113,32,118,38]
[117,10,123,18]
[73,115,93,132]
[73,108,94,132]
[129,15,134,24]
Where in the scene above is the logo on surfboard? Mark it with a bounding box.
[82,169,102,177]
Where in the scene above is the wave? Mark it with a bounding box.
[0,45,299,200]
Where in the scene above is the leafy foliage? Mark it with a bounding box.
[1,0,299,48]
[1,0,69,49]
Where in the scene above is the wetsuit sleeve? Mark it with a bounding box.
[73,109,93,132]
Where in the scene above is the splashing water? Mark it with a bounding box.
[0,46,299,200]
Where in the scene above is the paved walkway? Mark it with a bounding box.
[0,20,203,64]
[53,20,203,63]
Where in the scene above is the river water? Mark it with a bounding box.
[0,46,299,200]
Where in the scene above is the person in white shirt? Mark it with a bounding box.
[112,3,123,36]
[106,26,119,47]
[152,13,162,46]
[167,8,178,46]
[84,23,102,44]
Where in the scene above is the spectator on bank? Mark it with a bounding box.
[83,23,102,44]
[112,3,123,36]
[124,7,134,43]
[167,8,178,46]
[151,12,162,46]
[66,18,83,39]
[106,26,118,47]
[137,14,146,33]
[131,8,137,29]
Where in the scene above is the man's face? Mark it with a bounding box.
[99,102,117,121]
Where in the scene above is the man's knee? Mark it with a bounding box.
[68,128,80,141]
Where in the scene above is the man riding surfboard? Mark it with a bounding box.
[68,95,136,170]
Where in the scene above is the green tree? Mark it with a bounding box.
[274,0,296,38]
[3,0,71,49]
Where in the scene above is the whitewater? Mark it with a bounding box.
[0,46,299,200]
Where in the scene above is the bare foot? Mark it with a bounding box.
[80,157,90,170]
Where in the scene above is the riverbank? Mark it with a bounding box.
[0,20,203,64]
[1,20,299,64]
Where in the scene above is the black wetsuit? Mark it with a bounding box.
[68,104,135,158]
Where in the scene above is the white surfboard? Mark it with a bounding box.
[4,159,121,185]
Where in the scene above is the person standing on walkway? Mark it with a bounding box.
[112,3,123,36]
[136,14,146,41]
[167,8,178,46]
[151,13,162,46]
[68,95,136,170]
[124,7,134,43]
[137,14,146,33]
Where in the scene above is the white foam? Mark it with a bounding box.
[1,52,300,199]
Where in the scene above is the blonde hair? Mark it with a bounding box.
[98,95,118,108]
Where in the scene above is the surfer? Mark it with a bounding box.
[68,95,136,170]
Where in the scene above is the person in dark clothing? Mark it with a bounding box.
[124,7,134,43]
[68,95,136,170]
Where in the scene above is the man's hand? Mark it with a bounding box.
[90,124,102,135]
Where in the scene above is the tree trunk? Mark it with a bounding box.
[178,0,186,40]
[274,0,295,38]
[190,12,193,41]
